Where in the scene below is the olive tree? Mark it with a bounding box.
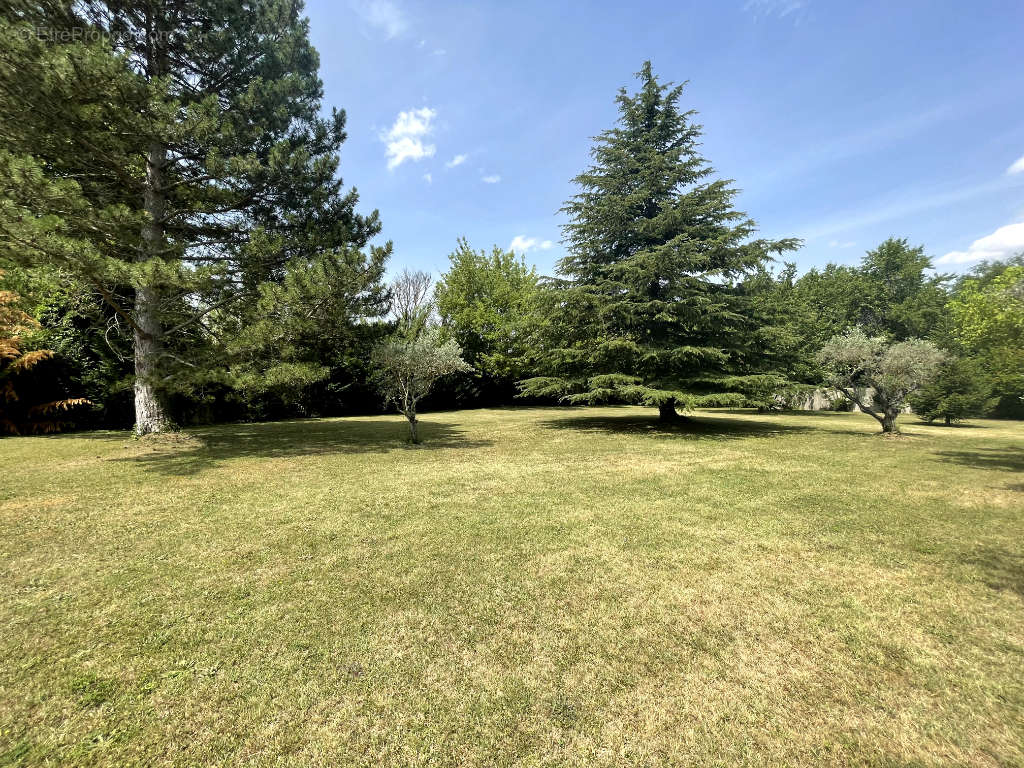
[370,328,471,443]
[817,328,944,434]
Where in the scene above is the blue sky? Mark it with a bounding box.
[306,0,1024,279]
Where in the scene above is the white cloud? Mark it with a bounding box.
[352,0,407,39]
[385,108,434,142]
[422,172,432,184]
[481,174,501,184]
[445,154,467,168]
[433,48,446,56]
[746,105,955,192]
[381,107,436,170]
[509,236,554,253]
[1007,154,1024,175]
[938,221,1024,264]
[798,176,1011,242]
[744,0,807,20]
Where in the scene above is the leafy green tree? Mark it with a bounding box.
[1,273,90,434]
[2,266,134,427]
[794,238,949,344]
[0,0,389,434]
[818,328,944,433]
[435,239,539,403]
[793,264,871,347]
[519,63,799,421]
[859,238,950,340]
[370,328,471,443]
[909,357,994,425]
[955,254,1024,290]
[948,264,1024,417]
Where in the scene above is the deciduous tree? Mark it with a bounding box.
[1,274,88,434]
[389,269,434,338]
[793,239,949,345]
[435,239,538,402]
[947,265,1024,417]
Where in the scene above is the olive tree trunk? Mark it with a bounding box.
[880,410,899,434]
[838,386,901,435]
[403,409,420,443]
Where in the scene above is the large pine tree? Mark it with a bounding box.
[519,63,799,420]
[0,0,389,433]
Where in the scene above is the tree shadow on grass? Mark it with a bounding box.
[537,410,815,441]
[713,408,855,418]
[932,447,1024,473]
[913,420,987,429]
[109,418,492,477]
[709,407,913,437]
[960,546,1024,598]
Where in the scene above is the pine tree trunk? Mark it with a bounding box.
[133,284,169,435]
[134,139,170,435]
[133,10,170,436]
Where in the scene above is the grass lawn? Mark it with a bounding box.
[1,407,1022,767]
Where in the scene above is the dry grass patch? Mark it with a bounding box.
[0,407,1021,766]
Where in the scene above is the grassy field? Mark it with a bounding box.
[1,407,1022,767]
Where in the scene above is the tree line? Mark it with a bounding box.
[1,2,1021,437]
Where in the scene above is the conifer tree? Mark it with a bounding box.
[908,357,994,426]
[519,63,799,420]
[0,0,389,433]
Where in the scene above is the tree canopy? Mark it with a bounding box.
[518,62,799,420]
[1,272,89,434]
[370,327,471,443]
[0,0,389,433]
[791,238,950,347]
[818,328,944,433]
[435,239,539,403]
[947,265,1024,417]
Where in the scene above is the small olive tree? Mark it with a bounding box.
[817,328,944,434]
[371,328,471,443]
